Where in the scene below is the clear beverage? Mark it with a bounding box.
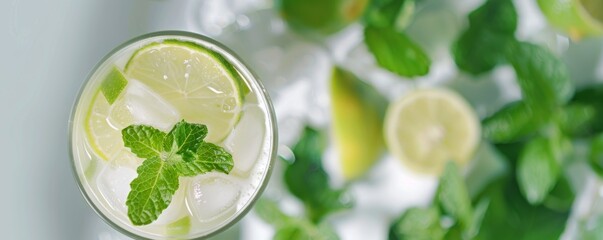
[69,31,277,239]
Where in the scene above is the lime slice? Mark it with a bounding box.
[537,0,603,39]
[85,67,130,161]
[85,90,125,161]
[384,88,480,175]
[124,40,243,142]
[330,67,387,180]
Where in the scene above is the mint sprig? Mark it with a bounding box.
[122,120,234,226]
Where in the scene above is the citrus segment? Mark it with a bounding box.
[331,67,387,180]
[384,88,480,175]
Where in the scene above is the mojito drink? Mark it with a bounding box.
[70,32,276,239]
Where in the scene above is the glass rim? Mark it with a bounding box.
[68,30,278,240]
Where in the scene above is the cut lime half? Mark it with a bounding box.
[384,88,480,175]
[538,0,603,39]
[124,40,244,142]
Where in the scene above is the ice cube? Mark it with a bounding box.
[96,165,137,216]
[109,149,143,169]
[108,79,180,132]
[96,165,187,224]
[187,174,241,222]
[222,105,266,175]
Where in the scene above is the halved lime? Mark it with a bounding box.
[384,88,480,175]
[538,0,603,39]
[124,40,243,142]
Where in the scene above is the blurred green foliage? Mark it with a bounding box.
[270,0,603,238]
[453,0,517,75]
[278,0,369,34]
[364,26,430,77]
[285,127,352,223]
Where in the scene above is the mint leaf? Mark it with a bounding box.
[254,198,292,227]
[285,127,351,223]
[453,0,517,75]
[589,134,603,177]
[175,141,234,176]
[364,25,431,77]
[389,207,445,240]
[122,125,166,159]
[437,161,473,227]
[165,120,208,157]
[466,199,489,239]
[543,176,575,212]
[443,224,463,240]
[255,198,339,240]
[363,0,413,29]
[482,101,543,143]
[126,157,179,225]
[475,176,569,239]
[517,138,560,205]
[569,84,603,136]
[558,103,596,137]
[274,221,339,240]
[506,41,574,113]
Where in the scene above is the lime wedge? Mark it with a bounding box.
[330,67,387,180]
[124,40,243,142]
[279,0,369,34]
[166,216,191,236]
[537,0,603,39]
[101,67,128,105]
[384,88,480,175]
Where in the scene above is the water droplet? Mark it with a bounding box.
[207,86,223,94]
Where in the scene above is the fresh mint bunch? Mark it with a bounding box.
[255,127,348,239]
[121,120,234,225]
[389,162,488,240]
